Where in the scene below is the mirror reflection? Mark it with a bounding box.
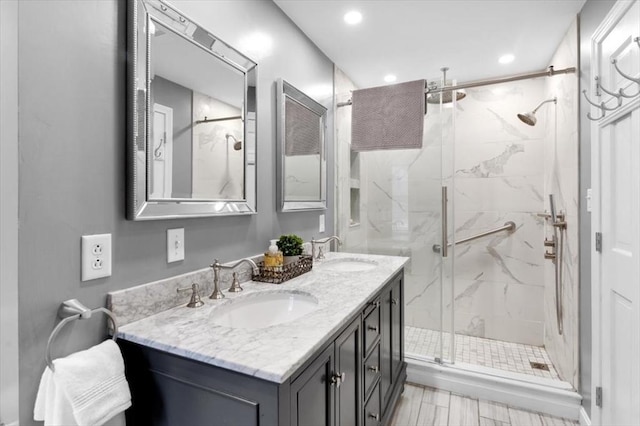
[277,79,327,212]
[150,19,245,201]
[128,0,257,220]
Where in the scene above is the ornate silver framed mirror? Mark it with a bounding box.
[127,0,257,220]
[276,79,327,212]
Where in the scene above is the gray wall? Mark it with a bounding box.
[577,0,616,416]
[151,75,193,197]
[17,1,334,423]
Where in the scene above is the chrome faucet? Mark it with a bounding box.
[311,236,342,260]
[209,258,259,299]
[176,283,205,308]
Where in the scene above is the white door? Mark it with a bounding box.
[598,107,640,425]
[591,2,640,424]
[151,103,173,199]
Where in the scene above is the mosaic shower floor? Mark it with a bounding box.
[405,326,561,381]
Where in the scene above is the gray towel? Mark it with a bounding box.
[351,79,425,152]
[285,96,321,156]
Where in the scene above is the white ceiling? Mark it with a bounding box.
[274,0,586,89]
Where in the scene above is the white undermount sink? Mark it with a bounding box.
[210,291,319,329]
[319,258,378,272]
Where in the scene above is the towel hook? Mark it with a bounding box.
[596,76,633,101]
[610,58,640,98]
[582,90,608,121]
[45,299,118,372]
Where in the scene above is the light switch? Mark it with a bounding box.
[167,228,185,263]
[319,214,325,233]
[586,188,592,213]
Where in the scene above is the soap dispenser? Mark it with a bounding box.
[264,239,283,269]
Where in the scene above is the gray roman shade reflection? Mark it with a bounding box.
[285,97,321,157]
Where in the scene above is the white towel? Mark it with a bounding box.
[34,340,131,426]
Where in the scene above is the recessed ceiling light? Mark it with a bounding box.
[384,74,397,83]
[344,10,362,25]
[499,54,515,64]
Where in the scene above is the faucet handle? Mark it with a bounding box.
[228,272,243,293]
[177,283,205,308]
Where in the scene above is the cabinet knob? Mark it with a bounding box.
[330,372,346,387]
[368,413,380,421]
[391,298,398,305]
[367,365,379,373]
[367,325,378,332]
[369,300,380,308]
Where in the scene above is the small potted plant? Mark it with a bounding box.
[277,234,304,265]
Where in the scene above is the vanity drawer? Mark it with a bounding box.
[364,380,381,426]
[363,343,380,400]
[363,302,380,355]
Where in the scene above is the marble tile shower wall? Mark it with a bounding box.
[541,20,580,389]
[335,66,369,251]
[452,79,548,346]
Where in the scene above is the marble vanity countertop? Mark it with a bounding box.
[116,252,408,383]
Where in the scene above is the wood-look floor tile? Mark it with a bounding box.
[421,386,451,408]
[539,414,578,425]
[480,417,510,426]
[478,400,510,423]
[416,402,448,426]
[448,394,480,426]
[508,407,543,426]
[391,384,425,426]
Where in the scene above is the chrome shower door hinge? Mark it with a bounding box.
[596,386,603,407]
[595,232,602,253]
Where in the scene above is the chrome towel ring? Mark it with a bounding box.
[45,299,118,372]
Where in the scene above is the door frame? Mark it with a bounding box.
[0,1,20,424]
[152,103,173,199]
[590,1,640,423]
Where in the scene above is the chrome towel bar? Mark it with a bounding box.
[45,299,118,372]
[433,221,516,253]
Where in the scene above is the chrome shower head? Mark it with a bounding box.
[517,97,557,126]
[517,111,537,126]
[426,90,467,104]
[225,134,242,151]
[426,67,466,104]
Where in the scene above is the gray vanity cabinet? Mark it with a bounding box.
[290,318,361,426]
[290,344,334,426]
[119,269,405,426]
[370,271,405,425]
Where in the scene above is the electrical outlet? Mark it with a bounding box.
[81,234,112,281]
[167,228,185,263]
[319,214,325,233]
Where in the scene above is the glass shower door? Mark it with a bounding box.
[334,76,456,365]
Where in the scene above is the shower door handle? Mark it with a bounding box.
[441,186,449,258]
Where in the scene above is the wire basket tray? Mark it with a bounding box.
[253,255,313,284]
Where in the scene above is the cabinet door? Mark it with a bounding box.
[390,276,403,382]
[291,345,335,426]
[335,318,362,426]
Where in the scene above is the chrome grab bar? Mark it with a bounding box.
[432,221,516,253]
